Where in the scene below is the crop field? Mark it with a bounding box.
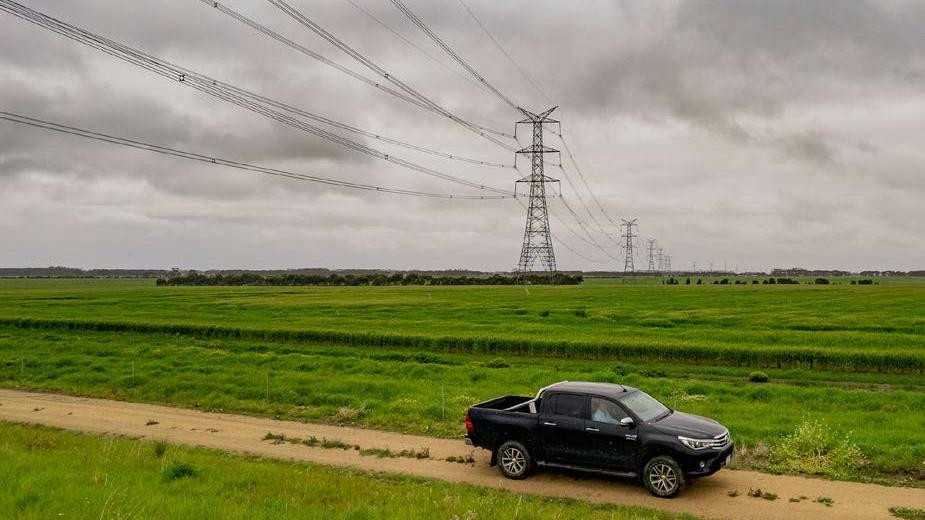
[0,422,688,519]
[1,278,924,372]
[1,277,924,487]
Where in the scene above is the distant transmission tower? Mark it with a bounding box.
[515,107,560,275]
[621,219,638,273]
[646,239,657,273]
[657,248,665,272]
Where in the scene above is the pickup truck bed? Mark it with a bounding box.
[465,395,540,458]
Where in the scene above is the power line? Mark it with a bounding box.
[209,0,516,150]
[558,195,621,263]
[0,0,513,195]
[557,125,623,228]
[556,164,622,247]
[456,0,552,105]
[343,0,489,94]
[389,0,521,112]
[0,112,512,200]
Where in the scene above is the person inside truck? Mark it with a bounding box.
[590,398,622,424]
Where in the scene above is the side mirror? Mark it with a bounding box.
[620,417,635,428]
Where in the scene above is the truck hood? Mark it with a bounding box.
[652,410,726,438]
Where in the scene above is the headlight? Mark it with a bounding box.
[678,436,712,450]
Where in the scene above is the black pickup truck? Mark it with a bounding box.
[465,381,732,497]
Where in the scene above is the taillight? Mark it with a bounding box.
[465,411,474,432]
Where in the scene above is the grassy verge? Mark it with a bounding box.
[1,326,922,484]
[0,421,693,519]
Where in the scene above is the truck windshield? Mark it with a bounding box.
[619,391,670,422]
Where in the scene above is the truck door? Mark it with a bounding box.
[538,393,589,464]
[583,397,637,471]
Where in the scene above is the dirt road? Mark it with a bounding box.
[0,389,921,519]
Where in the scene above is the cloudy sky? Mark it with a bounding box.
[1,0,923,271]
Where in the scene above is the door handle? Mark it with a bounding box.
[585,427,600,432]
[543,421,557,426]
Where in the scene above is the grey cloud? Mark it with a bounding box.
[1,0,923,270]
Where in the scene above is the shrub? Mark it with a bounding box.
[538,310,550,317]
[573,309,588,318]
[748,371,769,383]
[163,461,196,481]
[769,419,863,478]
[815,278,830,285]
[482,358,509,369]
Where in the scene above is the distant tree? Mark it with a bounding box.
[685,277,691,285]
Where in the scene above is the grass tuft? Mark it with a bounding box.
[890,507,925,520]
[162,461,195,481]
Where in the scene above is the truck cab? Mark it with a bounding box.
[465,381,733,498]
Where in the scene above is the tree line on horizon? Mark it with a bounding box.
[155,271,584,287]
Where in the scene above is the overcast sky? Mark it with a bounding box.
[1,0,923,271]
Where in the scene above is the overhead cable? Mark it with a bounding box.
[389,0,521,112]
[0,112,513,200]
[456,0,552,105]
[0,0,512,195]
[201,0,516,148]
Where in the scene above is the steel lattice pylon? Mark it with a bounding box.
[514,107,560,275]
[621,218,638,273]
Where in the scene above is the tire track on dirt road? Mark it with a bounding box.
[0,389,921,519]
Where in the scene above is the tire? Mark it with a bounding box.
[642,455,686,498]
[497,440,532,480]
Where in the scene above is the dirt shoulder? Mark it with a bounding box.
[0,389,921,519]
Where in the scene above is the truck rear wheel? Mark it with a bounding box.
[643,455,685,498]
[497,440,532,480]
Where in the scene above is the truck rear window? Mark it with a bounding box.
[551,394,585,418]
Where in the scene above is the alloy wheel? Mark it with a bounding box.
[648,462,678,494]
[500,447,526,476]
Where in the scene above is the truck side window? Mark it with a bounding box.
[590,397,628,425]
[552,393,586,419]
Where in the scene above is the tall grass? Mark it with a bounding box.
[2,317,920,373]
[1,326,922,482]
[1,278,923,373]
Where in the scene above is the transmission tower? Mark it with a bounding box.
[515,106,560,274]
[657,248,665,272]
[646,239,657,273]
[621,219,638,273]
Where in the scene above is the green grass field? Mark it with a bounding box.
[0,278,923,487]
[0,422,691,519]
[1,278,923,372]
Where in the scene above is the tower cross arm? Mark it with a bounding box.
[516,144,560,154]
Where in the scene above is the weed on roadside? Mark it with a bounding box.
[890,507,925,520]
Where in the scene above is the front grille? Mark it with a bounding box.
[711,430,730,449]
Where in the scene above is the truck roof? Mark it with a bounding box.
[541,381,638,399]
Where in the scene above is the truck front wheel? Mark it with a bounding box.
[642,455,685,498]
[497,440,532,480]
